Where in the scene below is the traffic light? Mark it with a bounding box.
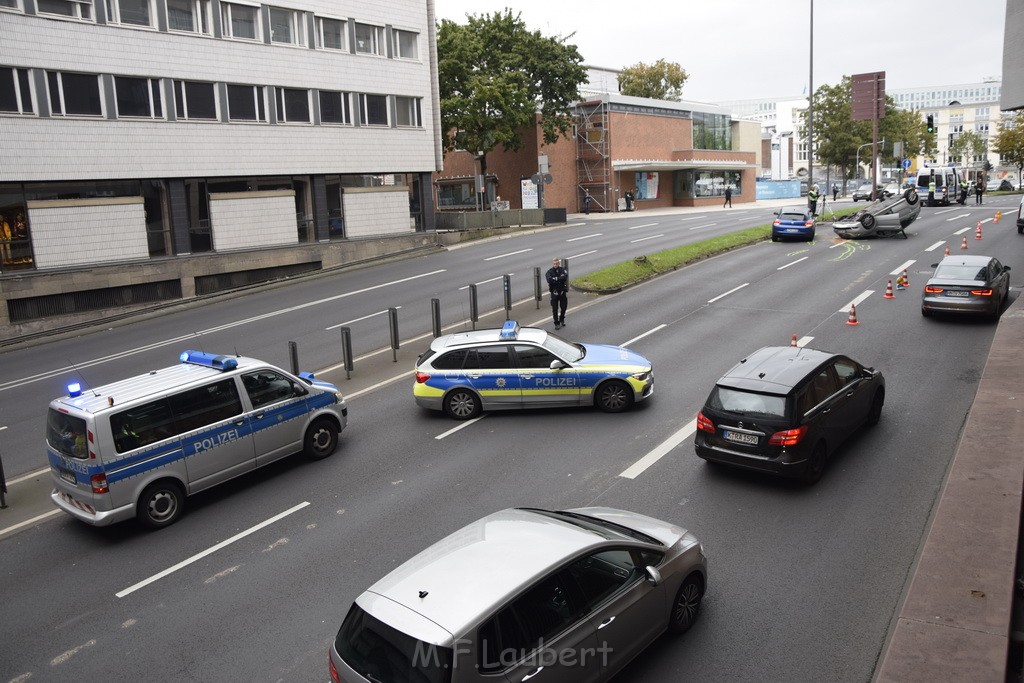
[926,115,934,133]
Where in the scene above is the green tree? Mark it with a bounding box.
[617,60,688,101]
[437,10,587,181]
[948,130,986,168]
[991,111,1024,188]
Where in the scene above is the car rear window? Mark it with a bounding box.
[47,408,89,459]
[335,603,452,683]
[934,264,987,280]
[708,386,786,418]
[779,212,806,221]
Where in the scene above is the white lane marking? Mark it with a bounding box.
[566,233,602,242]
[627,222,659,230]
[936,208,959,215]
[925,241,946,252]
[115,501,310,598]
[777,257,808,270]
[829,242,846,248]
[840,290,875,313]
[0,509,61,538]
[6,467,50,485]
[981,217,994,225]
[621,324,666,348]
[567,250,598,260]
[797,336,814,347]
[620,422,697,479]
[891,259,916,275]
[954,226,972,234]
[630,234,664,243]
[678,216,709,221]
[0,270,447,394]
[708,283,749,304]
[435,415,487,440]
[945,213,970,221]
[688,223,717,231]
[347,371,415,400]
[459,274,513,291]
[484,248,532,261]
[325,306,402,331]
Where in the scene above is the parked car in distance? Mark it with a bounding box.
[695,346,885,484]
[881,182,900,198]
[921,255,1011,320]
[832,189,921,239]
[329,506,708,683]
[771,206,815,242]
[987,179,1015,192]
[851,183,882,201]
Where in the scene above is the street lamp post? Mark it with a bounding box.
[855,142,873,182]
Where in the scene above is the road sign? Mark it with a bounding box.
[902,159,911,169]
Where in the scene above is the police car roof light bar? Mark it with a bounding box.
[499,321,520,340]
[180,350,239,372]
[67,382,83,397]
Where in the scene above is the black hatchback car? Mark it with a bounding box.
[695,346,885,484]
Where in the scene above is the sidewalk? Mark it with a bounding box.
[566,195,849,221]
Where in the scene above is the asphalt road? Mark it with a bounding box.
[0,196,1020,682]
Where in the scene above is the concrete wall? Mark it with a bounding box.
[210,191,298,251]
[343,186,415,236]
[28,197,149,269]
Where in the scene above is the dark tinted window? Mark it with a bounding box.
[115,76,158,117]
[429,349,466,370]
[242,370,301,409]
[111,399,176,453]
[464,346,511,370]
[174,80,217,120]
[514,344,558,369]
[806,368,839,406]
[565,549,638,613]
[47,409,89,459]
[335,603,452,683]
[168,379,243,433]
[319,90,349,124]
[708,386,786,418]
[833,358,860,387]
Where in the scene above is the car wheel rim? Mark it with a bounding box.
[147,490,177,522]
[450,393,475,417]
[602,386,626,410]
[674,582,701,629]
[310,427,333,455]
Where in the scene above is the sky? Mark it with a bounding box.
[433,0,1007,103]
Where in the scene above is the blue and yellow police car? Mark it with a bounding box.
[413,321,654,419]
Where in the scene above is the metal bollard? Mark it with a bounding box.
[469,284,479,330]
[503,274,512,320]
[0,450,7,509]
[388,307,400,362]
[534,267,542,309]
[340,326,354,380]
[431,298,442,338]
[289,341,299,375]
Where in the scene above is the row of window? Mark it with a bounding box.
[0,67,423,126]
[1,0,419,59]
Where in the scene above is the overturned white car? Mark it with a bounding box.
[833,189,921,239]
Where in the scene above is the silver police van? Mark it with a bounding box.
[47,350,347,529]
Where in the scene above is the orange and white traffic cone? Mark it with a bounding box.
[994,211,1002,224]
[901,269,909,287]
[960,236,969,250]
[790,333,798,347]
[884,280,895,299]
[846,303,859,326]
[975,223,983,240]
[944,243,951,256]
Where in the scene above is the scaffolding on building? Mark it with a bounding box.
[575,101,612,212]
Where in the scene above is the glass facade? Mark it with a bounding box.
[692,112,732,151]
[674,170,742,199]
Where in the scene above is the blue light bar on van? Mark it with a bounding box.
[67,382,82,397]
[499,321,520,340]
[180,350,238,371]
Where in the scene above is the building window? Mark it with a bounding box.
[47,71,102,116]
[976,107,990,118]
[227,83,266,122]
[0,0,22,10]
[0,67,34,114]
[359,93,387,125]
[316,16,345,50]
[221,1,259,40]
[275,87,309,123]
[394,96,420,127]
[976,123,989,134]
[166,0,211,34]
[318,90,350,124]
[173,80,216,119]
[106,0,153,26]
[269,6,303,45]
[115,76,162,118]
[36,0,91,19]
[354,22,383,55]
[393,29,417,59]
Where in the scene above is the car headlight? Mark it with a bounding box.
[631,369,652,382]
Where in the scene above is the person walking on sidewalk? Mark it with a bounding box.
[583,191,591,215]
[832,183,839,201]
[975,178,984,205]
[723,185,732,208]
[545,258,568,329]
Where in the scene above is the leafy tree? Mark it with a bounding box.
[617,60,688,101]
[991,111,1024,188]
[948,130,986,168]
[437,10,587,181]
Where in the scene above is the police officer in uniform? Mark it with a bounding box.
[928,177,936,206]
[546,258,568,329]
[807,184,820,216]
[958,178,969,205]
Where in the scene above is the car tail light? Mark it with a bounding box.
[804,220,814,227]
[924,285,944,294]
[415,372,431,383]
[90,473,109,494]
[768,425,808,446]
[772,219,781,226]
[696,412,715,433]
[969,289,993,296]
[328,651,339,683]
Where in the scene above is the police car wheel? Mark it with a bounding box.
[304,418,339,460]
[137,480,185,529]
[595,380,633,413]
[444,389,481,420]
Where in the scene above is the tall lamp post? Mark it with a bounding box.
[855,142,873,182]
[807,0,814,189]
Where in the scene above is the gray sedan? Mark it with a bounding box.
[833,189,921,239]
[921,255,1011,320]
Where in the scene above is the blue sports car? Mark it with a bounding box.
[772,206,815,242]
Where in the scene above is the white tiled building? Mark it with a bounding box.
[0,0,441,278]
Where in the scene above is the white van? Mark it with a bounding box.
[47,350,348,529]
[915,167,961,206]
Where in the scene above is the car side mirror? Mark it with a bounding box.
[644,566,662,587]
[292,382,308,396]
[774,210,780,217]
[1004,266,1012,272]
[549,359,567,370]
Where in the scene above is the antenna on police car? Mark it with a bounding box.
[67,359,100,397]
